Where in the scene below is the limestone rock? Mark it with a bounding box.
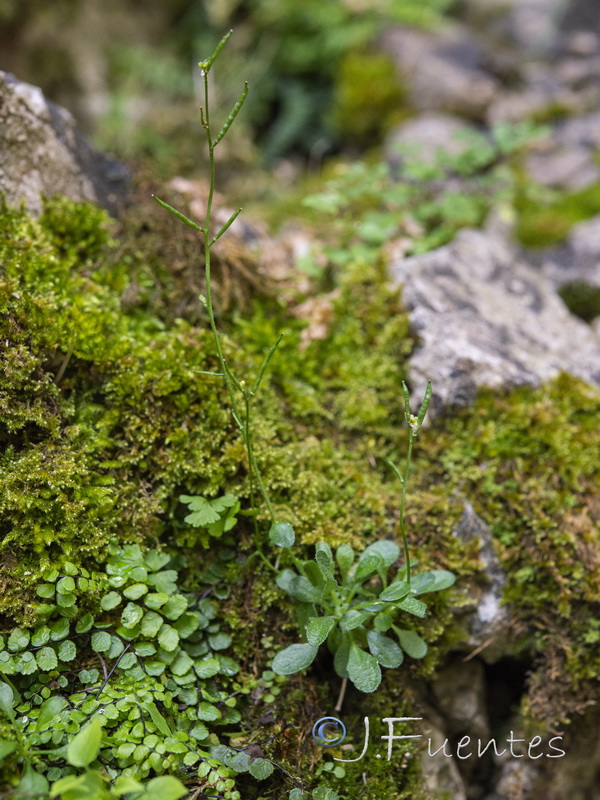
[0,70,128,216]
[453,503,513,662]
[524,111,600,190]
[430,660,490,741]
[385,113,474,169]
[420,719,467,800]
[381,26,500,121]
[388,227,600,413]
[540,214,600,293]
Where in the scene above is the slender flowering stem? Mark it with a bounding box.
[154,31,281,532]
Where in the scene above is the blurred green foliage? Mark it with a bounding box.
[185,0,455,161]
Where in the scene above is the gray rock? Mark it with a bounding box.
[508,0,569,55]
[431,660,490,740]
[552,110,600,149]
[386,113,474,168]
[539,214,600,295]
[453,503,512,662]
[0,70,128,216]
[420,719,468,800]
[381,26,500,121]
[484,758,540,800]
[525,142,600,190]
[388,227,600,413]
[568,213,600,260]
[560,0,600,38]
[460,0,569,56]
[523,110,600,190]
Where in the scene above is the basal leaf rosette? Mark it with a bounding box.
[272,540,455,692]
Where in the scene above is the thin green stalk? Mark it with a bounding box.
[198,56,278,524]
[155,32,286,556]
[387,380,432,587]
[400,434,414,586]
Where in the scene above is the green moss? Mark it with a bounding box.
[331,49,408,147]
[0,199,238,616]
[515,181,600,248]
[420,374,600,721]
[3,189,598,800]
[558,281,600,323]
[0,198,427,638]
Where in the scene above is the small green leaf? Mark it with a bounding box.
[396,596,427,618]
[339,609,371,631]
[50,774,87,798]
[0,740,17,761]
[37,646,58,671]
[373,612,394,632]
[173,612,200,638]
[144,551,171,572]
[396,629,428,659]
[56,576,75,594]
[315,542,334,579]
[190,722,209,740]
[113,776,144,795]
[58,640,76,662]
[118,652,137,670]
[123,583,148,600]
[7,628,30,652]
[67,717,103,767]
[411,570,456,595]
[141,775,187,800]
[198,702,221,721]
[145,592,170,610]
[269,522,295,548]
[272,643,318,675]
[75,613,94,634]
[56,591,76,608]
[170,650,194,676]
[141,611,163,638]
[49,618,70,641]
[36,583,55,599]
[379,581,410,602]
[108,636,125,659]
[306,616,336,646]
[31,626,51,647]
[145,701,172,736]
[17,762,49,796]
[208,632,232,650]
[158,624,179,652]
[279,573,322,603]
[37,695,67,730]
[100,591,122,611]
[0,682,15,720]
[354,554,384,582]
[366,631,404,668]
[91,631,112,653]
[148,570,178,594]
[249,758,275,780]
[195,658,220,679]
[360,540,400,568]
[133,641,156,657]
[335,544,355,577]
[121,602,144,629]
[181,495,222,526]
[347,645,381,693]
[162,595,188,620]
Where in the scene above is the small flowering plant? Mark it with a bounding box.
[269,382,456,692]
